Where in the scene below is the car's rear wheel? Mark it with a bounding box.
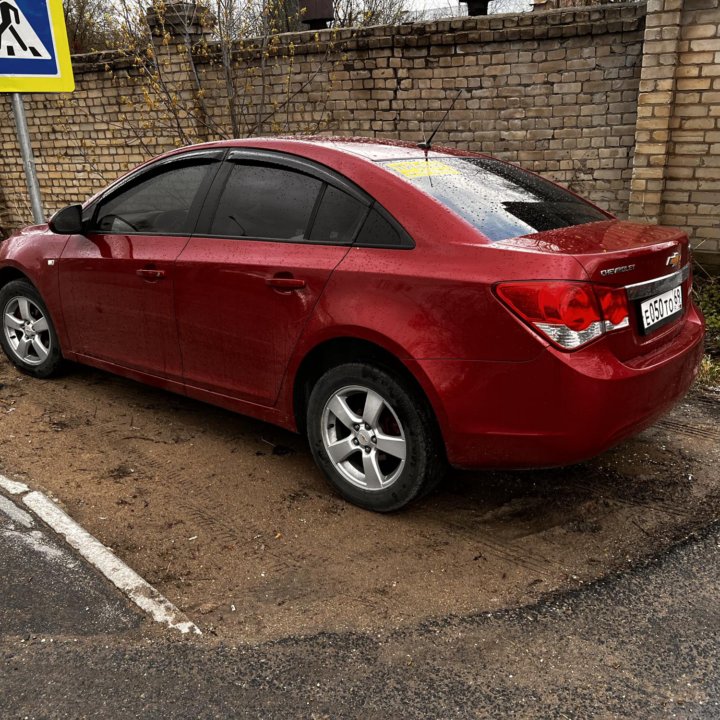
[0,279,63,378]
[307,363,445,512]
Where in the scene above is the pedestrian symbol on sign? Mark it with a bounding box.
[0,0,74,91]
[0,0,51,60]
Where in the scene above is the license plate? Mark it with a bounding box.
[640,286,683,332]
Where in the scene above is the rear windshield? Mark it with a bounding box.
[381,157,609,242]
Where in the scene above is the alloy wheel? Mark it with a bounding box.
[321,385,407,491]
[3,296,52,367]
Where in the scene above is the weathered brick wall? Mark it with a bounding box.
[666,0,720,255]
[4,0,716,258]
[628,0,720,256]
[533,0,620,10]
[0,43,204,230]
[202,3,645,216]
[0,3,645,235]
[0,44,203,230]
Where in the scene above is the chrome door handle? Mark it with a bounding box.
[136,268,166,280]
[266,276,306,290]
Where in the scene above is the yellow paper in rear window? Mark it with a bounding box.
[386,160,461,179]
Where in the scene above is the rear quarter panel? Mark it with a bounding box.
[277,240,587,429]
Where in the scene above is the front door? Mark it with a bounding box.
[59,153,221,380]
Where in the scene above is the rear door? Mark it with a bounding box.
[59,151,222,379]
[174,150,370,406]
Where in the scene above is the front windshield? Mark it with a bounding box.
[381,157,610,242]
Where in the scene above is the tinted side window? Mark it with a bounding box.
[355,208,408,248]
[210,164,322,241]
[94,162,212,235]
[309,186,367,245]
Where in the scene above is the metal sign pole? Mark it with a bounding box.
[10,92,45,225]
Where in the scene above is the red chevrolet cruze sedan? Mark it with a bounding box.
[0,138,705,511]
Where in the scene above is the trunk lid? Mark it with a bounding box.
[496,221,692,360]
[497,220,688,283]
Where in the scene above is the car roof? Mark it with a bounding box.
[84,136,480,214]
[177,136,476,163]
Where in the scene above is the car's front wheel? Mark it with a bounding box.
[0,279,63,378]
[307,363,445,512]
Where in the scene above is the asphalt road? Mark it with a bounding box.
[1,496,718,719]
[0,493,140,637]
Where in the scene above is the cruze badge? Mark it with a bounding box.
[601,264,636,276]
[666,251,681,269]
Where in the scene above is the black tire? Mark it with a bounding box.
[0,279,63,378]
[307,362,445,512]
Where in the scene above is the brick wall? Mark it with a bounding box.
[203,3,644,218]
[628,0,720,257]
[0,1,717,257]
[0,3,644,234]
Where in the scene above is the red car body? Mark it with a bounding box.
[0,137,705,472]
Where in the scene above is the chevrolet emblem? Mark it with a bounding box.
[666,251,681,269]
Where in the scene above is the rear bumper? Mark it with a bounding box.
[416,306,705,469]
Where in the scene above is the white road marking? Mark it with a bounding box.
[22,491,201,635]
[2,527,70,562]
[0,494,34,528]
[0,475,30,495]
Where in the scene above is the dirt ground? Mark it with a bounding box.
[0,357,718,644]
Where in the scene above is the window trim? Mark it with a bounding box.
[226,149,371,205]
[84,150,225,238]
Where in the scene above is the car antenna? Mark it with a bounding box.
[417,89,464,157]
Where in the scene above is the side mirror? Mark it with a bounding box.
[48,204,83,234]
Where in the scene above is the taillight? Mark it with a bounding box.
[496,281,629,350]
[597,286,628,327]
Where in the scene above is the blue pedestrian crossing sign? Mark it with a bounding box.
[0,0,74,92]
